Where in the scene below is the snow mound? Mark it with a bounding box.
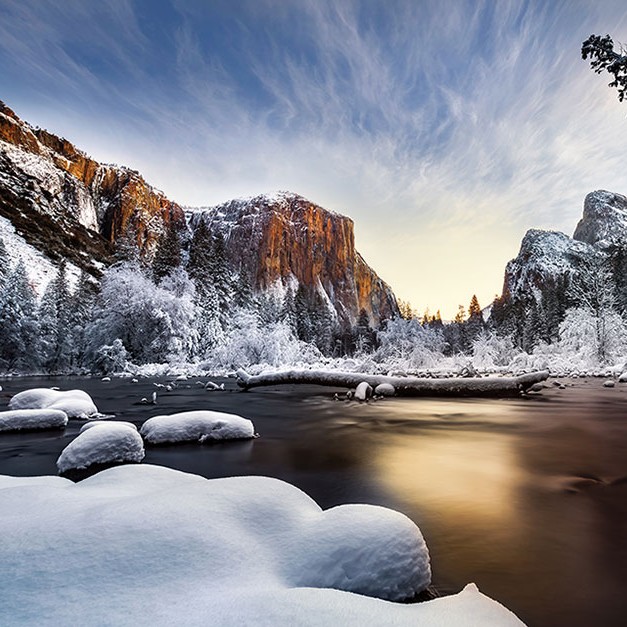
[287,503,431,599]
[9,388,98,418]
[79,420,137,434]
[0,465,524,625]
[375,383,396,396]
[56,423,145,474]
[355,381,373,401]
[140,410,255,444]
[0,409,68,432]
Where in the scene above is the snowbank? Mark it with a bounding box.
[0,409,68,432]
[140,410,255,444]
[9,388,98,418]
[0,465,525,625]
[56,423,145,474]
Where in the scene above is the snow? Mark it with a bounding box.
[9,388,98,418]
[140,410,255,444]
[355,381,373,400]
[0,408,68,432]
[375,383,396,397]
[56,423,145,473]
[0,138,99,232]
[0,464,525,625]
[0,215,81,295]
[79,420,138,433]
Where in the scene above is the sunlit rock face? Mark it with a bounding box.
[191,191,399,326]
[0,102,398,326]
[0,100,185,276]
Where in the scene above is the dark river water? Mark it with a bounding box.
[1,375,627,627]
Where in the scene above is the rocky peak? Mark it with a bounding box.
[573,190,627,248]
[502,229,596,302]
[190,191,398,326]
[0,100,185,275]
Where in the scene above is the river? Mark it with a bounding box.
[1,375,626,627]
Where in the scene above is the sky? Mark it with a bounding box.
[1,0,627,318]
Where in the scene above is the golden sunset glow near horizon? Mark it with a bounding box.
[2,1,627,319]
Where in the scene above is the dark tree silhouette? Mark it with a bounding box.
[582,34,627,101]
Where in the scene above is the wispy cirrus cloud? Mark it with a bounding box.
[1,0,627,315]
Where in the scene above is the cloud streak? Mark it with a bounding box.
[1,0,627,315]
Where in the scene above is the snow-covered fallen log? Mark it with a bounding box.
[236,369,550,397]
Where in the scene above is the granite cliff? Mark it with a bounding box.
[0,100,398,327]
[0,101,185,276]
[189,192,398,326]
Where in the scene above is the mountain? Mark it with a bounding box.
[493,190,627,345]
[0,100,398,326]
[189,192,398,326]
[0,101,185,280]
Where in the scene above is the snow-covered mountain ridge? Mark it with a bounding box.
[501,190,625,303]
[0,100,185,278]
[493,189,627,344]
[0,101,397,325]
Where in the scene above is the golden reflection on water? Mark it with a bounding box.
[376,430,522,526]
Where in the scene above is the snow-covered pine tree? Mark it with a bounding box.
[0,260,40,372]
[68,270,97,370]
[188,219,224,358]
[0,237,9,286]
[567,256,623,364]
[152,221,182,282]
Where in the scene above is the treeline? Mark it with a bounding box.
[2,224,627,375]
[0,223,384,374]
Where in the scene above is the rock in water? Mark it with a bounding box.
[374,383,396,397]
[354,382,373,401]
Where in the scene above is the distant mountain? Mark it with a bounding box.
[0,100,397,327]
[492,190,627,346]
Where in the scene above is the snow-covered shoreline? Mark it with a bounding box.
[0,464,526,626]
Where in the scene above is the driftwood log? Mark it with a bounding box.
[236,369,550,398]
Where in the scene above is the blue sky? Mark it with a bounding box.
[1,0,627,317]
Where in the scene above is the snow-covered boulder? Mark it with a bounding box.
[0,409,68,432]
[603,380,615,388]
[287,503,430,599]
[0,464,524,625]
[354,381,373,401]
[79,420,138,434]
[618,372,627,383]
[140,410,255,444]
[374,383,396,397]
[9,388,98,418]
[57,423,145,474]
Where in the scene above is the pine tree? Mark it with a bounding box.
[68,271,97,370]
[281,286,297,333]
[466,294,485,347]
[113,223,141,265]
[0,261,40,372]
[152,221,182,282]
[0,237,10,286]
[397,299,414,320]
